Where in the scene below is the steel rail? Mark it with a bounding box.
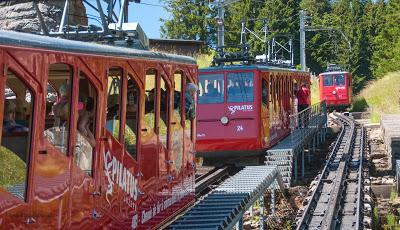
[355,126,364,229]
[296,113,364,230]
[295,113,347,229]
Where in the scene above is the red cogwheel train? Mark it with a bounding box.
[0,30,197,229]
[196,65,310,162]
[318,66,352,108]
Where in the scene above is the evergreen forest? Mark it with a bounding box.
[161,0,400,93]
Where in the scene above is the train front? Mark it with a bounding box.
[319,71,352,108]
[195,67,262,162]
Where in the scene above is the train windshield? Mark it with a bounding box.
[323,75,333,86]
[198,74,224,104]
[334,74,346,86]
[227,72,254,103]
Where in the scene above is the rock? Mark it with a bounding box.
[364,195,372,203]
[0,1,87,33]
[386,178,395,184]
[364,203,372,213]
[363,216,372,228]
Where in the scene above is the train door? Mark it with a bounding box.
[333,73,347,101]
[171,71,184,187]
[184,76,195,195]
[119,73,141,226]
[0,62,37,227]
[139,69,161,220]
[68,69,100,227]
[320,74,335,102]
[260,72,270,147]
[99,67,125,221]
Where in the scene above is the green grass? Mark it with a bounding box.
[0,146,27,188]
[311,76,320,105]
[351,71,400,122]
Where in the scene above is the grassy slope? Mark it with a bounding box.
[311,76,320,105]
[352,71,400,122]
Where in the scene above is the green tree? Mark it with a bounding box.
[371,0,400,78]
[160,0,216,51]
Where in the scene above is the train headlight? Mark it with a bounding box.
[220,116,229,125]
[332,90,337,95]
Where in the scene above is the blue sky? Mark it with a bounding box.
[85,0,170,39]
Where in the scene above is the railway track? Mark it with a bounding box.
[195,166,231,198]
[296,113,365,230]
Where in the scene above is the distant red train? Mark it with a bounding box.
[195,64,310,163]
[318,70,352,108]
[0,30,197,229]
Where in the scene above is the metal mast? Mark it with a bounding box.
[299,10,306,71]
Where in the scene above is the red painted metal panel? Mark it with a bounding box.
[0,41,196,229]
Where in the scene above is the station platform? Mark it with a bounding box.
[265,102,327,187]
[168,165,284,230]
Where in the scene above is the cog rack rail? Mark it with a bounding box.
[168,165,284,230]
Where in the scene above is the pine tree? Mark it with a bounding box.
[160,0,216,52]
[300,0,333,74]
[371,0,400,77]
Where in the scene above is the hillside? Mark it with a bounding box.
[352,71,400,122]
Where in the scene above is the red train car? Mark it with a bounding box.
[0,30,197,229]
[196,65,310,163]
[318,71,352,108]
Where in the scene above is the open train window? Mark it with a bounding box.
[185,77,195,140]
[227,72,254,103]
[106,67,122,141]
[74,72,98,176]
[159,76,169,148]
[262,79,268,107]
[124,76,139,159]
[144,69,156,131]
[174,72,183,125]
[323,75,333,86]
[198,74,224,104]
[1,70,34,201]
[334,74,345,86]
[45,64,72,154]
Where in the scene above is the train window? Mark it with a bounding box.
[124,76,139,158]
[159,76,169,148]
[227,72,254,103]
[45,64,72,154]
[106,67,122,141]
[74,72,97,175]
[144,69,156,131]
[334,74,346,86]
[0,70,34,201]
[198,74,224,104]
[174,72,183,124]
[262,79,268,106]
[185,78,195,140]
[323,75,333,86]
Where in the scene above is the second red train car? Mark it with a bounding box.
[196,65,310,163]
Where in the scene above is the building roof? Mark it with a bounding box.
[0,30,196,65]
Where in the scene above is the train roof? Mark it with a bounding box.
[0,30,196,65]
[319,71,349,75]
[199,65,309,74]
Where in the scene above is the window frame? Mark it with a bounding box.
[226,71,255,103]
[1,67,37,202]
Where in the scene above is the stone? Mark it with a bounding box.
[363,216,372,228]
[0,0,87,33]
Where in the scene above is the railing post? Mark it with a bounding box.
[260,194,265,230]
